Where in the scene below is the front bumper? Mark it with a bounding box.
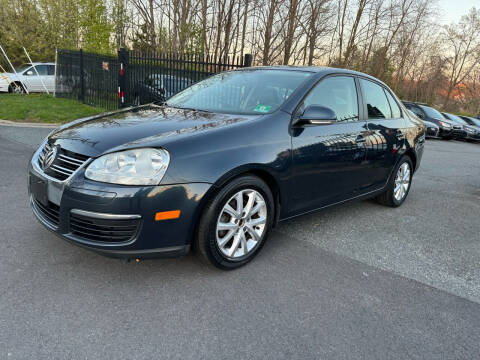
[451,128,467,139]
[425,127,439,138]
[438,126,452,138]
[465,131,480,141]
[0,81,9,92]
[28,149,212,258]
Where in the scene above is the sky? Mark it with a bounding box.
[437,0,478,24]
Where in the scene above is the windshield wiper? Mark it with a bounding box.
[163,103,212,113]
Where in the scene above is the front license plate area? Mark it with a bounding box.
[30,174,48,206]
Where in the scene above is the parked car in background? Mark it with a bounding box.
[459,115,480,128]
[402,101,454,139]
[442,113,480,142]
[406,109,439,138]
[0,62,55,93]
[132,74,190,105]
[28,67,424,269]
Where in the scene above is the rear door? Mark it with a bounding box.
[359,78,406,190]
[290,75,370,214]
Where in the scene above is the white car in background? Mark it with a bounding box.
[0,62,55,93]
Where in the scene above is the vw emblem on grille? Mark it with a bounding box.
[43,146,58,171]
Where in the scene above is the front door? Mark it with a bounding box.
[290,75,370,214]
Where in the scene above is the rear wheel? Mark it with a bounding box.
[195,175,274,269]
[376,156,413,207]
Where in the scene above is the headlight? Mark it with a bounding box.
[466,127,475,134]
[439,121,451,128]
[85,148,170,185]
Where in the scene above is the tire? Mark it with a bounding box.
[375,156,413,208]
[8,82,25,94]
[442,136,452,140]
[195,175,275,270]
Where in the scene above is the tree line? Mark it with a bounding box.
[0,0,479,114]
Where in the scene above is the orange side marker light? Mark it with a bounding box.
[155,210,181,221]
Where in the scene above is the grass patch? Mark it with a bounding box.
[0,94,105,123]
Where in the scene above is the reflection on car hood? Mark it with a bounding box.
[48,105,256,157]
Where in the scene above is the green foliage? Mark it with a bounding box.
[78,0,114,54]
[0,94,104,123]
[0,0,113,67]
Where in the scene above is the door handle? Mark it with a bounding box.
[355,136,366,143]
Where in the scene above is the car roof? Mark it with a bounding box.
[402,100,429,106]
[29,62,55,66]
[240,66,388,86]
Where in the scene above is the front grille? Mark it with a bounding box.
[38,143,90,181]
[70,212,140,243]
[32,197,60,227]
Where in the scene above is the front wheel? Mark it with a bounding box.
[9,82,25,93]
[376,156,413,207]
[195,175,274,269]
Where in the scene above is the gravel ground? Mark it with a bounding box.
[1,125,479,359]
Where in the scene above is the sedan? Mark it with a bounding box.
[0,62,55,93]
[28,67,425,269]
[442,113,480,142]
[402,101,454,139]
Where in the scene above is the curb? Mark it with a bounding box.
[0,119,60,128]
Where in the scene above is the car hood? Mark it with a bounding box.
[48,105,257,157]
[0,72,18,84]
[423,121,438,128]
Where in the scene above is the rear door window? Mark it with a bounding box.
[360,79,391,119]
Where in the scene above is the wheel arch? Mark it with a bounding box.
[191,165,283,245]
[9,81,25,92]
[403,148,417,173]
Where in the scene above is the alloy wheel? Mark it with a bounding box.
[394,162,411,201]
[216,189,267,259]
[12,84,25,94]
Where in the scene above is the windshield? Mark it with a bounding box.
[166,69,312,115]
[15,64,31,73]
[419,105,444,120]
[466,117,480,126]
[446,114,468,125]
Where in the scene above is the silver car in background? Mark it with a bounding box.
[0,62,55,93]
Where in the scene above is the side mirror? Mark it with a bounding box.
[294,105,337,126]
[25,70,34,76]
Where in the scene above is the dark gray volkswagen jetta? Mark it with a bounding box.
[28,67,425,269]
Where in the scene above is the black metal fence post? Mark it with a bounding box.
[79,49,85,102]
[243,54,253,67]
[118,48,129,108]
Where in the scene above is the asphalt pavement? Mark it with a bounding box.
[1,124,479,359]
